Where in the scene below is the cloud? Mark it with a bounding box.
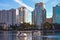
[28,0,49,3]
[14,0,34,11]
[0,3,10,7]
[43,0,49,3]
[50,0,58,6]
[46,0,58,6]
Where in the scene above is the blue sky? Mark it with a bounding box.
[0,0,60,23]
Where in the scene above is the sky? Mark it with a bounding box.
[0,0,60,23]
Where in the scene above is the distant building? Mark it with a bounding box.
[53,4,60,24]
[18,7,28,23]
[32,10,36,25]
[46,18,53,23]
[35,2,46,29]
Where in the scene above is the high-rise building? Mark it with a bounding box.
[18,7,28,23]
[0,9,17,26]
[53,4,60,24]
[0,10,7,23]
[53,4,60,40]
[0,7,28,26]
[7,9,17,26]
[35,2,46,29]
[32,10,36,25]
[16,9,20,26]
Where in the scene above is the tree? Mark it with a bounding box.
[30,24,34,29]
[43,22,53,30]
[20,23,36,30]
[0,26,3,30]
[10,25,17,30]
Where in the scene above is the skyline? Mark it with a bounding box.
[0,0,60,22]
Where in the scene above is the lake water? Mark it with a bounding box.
[0,31,32,40]
[0,31,60,40]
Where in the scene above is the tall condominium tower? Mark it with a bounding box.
[35,2,46,29]
[18,7,28,23]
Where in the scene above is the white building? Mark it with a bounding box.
[35,2,46,29]
[16,9,20,26]
[0,9,17,27]
[8,9,17,26]
[0,7,28,26]
[0,10,7,23]
[18,7,28,23]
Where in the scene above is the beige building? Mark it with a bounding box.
[18,7,28,23]
[46,18,53,23]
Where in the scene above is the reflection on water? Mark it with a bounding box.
[0,31,16,40]
[0,31,60,40]
[0,31,32,40]
[16,31,32,40]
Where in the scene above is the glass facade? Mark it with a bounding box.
[35,2,46,29]
[53,5,60,23]
[53,5,60,40]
